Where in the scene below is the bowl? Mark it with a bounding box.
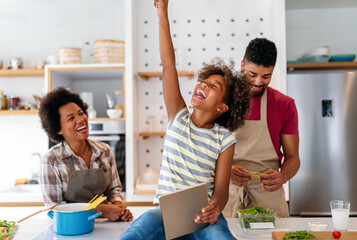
[308,221,328,231]
[0,220,19,240]
[106,109,122,119]
[302,46,329,58]
[329,54,356,62]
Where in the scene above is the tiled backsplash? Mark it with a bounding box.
[286,8,357,60]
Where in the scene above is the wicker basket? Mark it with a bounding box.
[59,47,81,64]
[94,40,125,63]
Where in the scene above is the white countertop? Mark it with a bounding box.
[1,206,357,240]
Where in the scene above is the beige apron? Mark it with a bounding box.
[222,89,289,218]
[64,157,111,203]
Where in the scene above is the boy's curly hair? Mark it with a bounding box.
[39,87,88,143]
[244,38,277,67]
[197,57,252,132]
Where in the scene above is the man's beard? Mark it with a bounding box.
[252,86,267,97]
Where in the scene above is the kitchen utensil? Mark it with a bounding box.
[82,194,107,210]
[329,54,356,62]
[272,231,357,240]
[47,203,102,236]
[17,204,57,223]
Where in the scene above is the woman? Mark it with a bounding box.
[39,87,132,222]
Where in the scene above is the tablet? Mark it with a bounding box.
[159,183,209,239]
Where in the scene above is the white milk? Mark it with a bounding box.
[332,208,349,230]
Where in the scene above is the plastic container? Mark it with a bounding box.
[329,54,356,62]
[238,211,276,229]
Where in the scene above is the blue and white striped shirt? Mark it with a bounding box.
[154,108,237,203]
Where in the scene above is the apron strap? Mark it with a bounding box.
[67,159,76,176]
[260,89,268,122]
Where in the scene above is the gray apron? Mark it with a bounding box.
[223,89,289,218]
[64,157,111,203]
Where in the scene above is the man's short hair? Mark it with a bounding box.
[243,38,277,67]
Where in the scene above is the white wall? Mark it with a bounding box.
[0,0,125,186]
[286,7,357,60]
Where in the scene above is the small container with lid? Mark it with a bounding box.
[9,96,20,110]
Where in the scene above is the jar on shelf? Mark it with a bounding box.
[9,96,20,110]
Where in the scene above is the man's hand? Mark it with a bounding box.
[259,169,285,192]
[231,166,252,187]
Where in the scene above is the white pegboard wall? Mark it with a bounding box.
[135,0,273,176]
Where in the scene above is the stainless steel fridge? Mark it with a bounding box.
[287,70,357,216]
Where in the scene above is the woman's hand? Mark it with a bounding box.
[194,202,220,224]
[95,202,133,222]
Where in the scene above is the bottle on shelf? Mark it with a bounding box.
[0,90,4,110]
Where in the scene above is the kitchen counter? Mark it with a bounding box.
[1,206,357,240]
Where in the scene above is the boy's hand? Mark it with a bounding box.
[194,202,220,224]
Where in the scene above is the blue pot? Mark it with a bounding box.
[47,203,102,236]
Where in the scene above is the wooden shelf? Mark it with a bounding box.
[138,71,195,80]
[139,132,166,139]
[0,110,39,115]
[287,61,357,71]
[0,69,44,77]
[90,117,125,121]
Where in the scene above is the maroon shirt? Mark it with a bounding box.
[247,87,299,163]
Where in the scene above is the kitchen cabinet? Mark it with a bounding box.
[45,64,125,120]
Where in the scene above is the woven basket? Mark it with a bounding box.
[94,40,125,63]
[59,47,81,64]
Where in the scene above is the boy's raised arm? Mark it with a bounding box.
[155,0,186,121]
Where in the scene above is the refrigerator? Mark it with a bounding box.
[287,70,357,216]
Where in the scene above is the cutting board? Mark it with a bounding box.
[272,231,357,240]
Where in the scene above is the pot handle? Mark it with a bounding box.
[47,210,54,219]
[88,212,102,221]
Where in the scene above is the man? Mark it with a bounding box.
[223,38,300,218]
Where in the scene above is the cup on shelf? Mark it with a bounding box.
[330,200,350,231]
[144,115,157,132]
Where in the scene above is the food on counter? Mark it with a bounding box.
[0,220,18,240]
[307,221,328,231]
[238,205,275,228]
[251,171,262,180]
[282,230,317,240]
[332,230,341,239]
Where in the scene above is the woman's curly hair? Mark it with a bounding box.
[197,57,252,132]
[39,87,88,143]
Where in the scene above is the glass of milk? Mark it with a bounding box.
[330,200,350,231]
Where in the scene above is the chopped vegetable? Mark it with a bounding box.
[238,205,275,228]
[252,171,262,180]
[0,220,18,240]
[283,230,318,240]
[332,230,341,239]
